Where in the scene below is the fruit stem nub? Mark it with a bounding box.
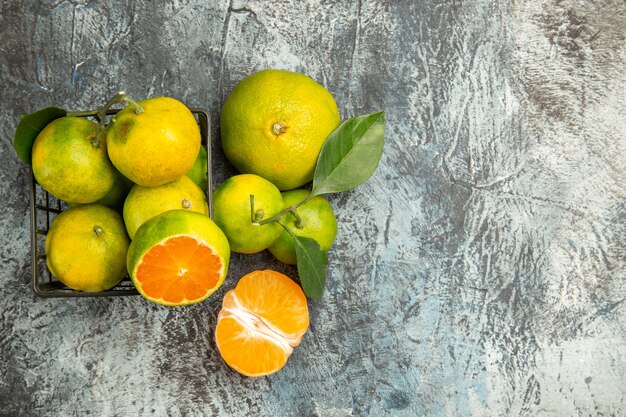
[67,109,99,117]
[93,225,103,236]
[123,97,144,115]
[91,91,143,148]
[272,122,287,136]
[92,91,126,148]
[254,194,313,226]
[250,195,256,224]
[249,194,267,225]
[254,210,265,223]
[289,207,304,229]
[182,199,192,209]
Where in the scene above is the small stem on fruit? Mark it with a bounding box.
[256,194,313,226]
[123,97,144,114]
[92,91,126,148]
[67,109,99,117]
[93,225,103,236]
[289,207,304,229]
[249,194,273,225]
[293,193,313,209]
[278,221,297,239]
[250,195,256,224]
[254,209,265,223]
[182,199,191,209]
[98,91,126,120]
[249,195,265,224]
[256,211,282,225]
[272,122,287,136]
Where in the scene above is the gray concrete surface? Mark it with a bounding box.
[1,0,625,416]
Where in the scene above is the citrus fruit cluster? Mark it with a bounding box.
[210,69,343,376]
[215,69,339,260]
[31,95,229,306]
[16,68,384,378]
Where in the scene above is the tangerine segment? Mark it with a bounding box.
[230,270,309,344]
[215,316,291,377]
[135,236,222,305]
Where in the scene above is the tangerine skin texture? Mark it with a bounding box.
[212,174,284,254]
[32,117,117,204]
[123,176,209,239]
[220,69,340,190]
[186,145,209,192]
[106,96,201,187]
[268,189,337,265]
[45,204,130,292]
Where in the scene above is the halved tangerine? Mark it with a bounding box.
[127,210,230,306]
[215,270,309,377]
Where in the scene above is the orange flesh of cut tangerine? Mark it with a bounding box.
[215,270,309,377]
[135,236,223,305]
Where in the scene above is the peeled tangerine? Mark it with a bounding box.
[215,270,309,377]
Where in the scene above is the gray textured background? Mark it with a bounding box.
[1,0,625,416]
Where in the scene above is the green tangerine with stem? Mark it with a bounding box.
[213,174,283,254]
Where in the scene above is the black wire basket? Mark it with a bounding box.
[30,107,212,298]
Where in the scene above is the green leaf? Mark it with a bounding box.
[294,235,328,300]
[13,107,67,165]
[311,111,385,196]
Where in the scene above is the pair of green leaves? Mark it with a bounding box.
[291,110,385,300]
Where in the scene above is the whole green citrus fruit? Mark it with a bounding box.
[123,175,208,239]
[32,117,118,203]
[268,189,337,265]
[221,69,340,190]
[186,145,208,192]
[212,174,283,254]
[95,172,134,210]
[45,204,130,292]
[105,97,200,187]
